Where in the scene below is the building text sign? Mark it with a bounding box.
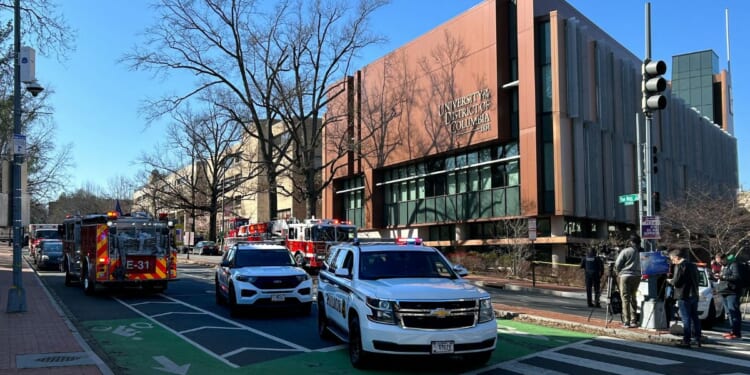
[439,88,492,135]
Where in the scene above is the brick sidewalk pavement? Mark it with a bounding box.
[0,244,111,374]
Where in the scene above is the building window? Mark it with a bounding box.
[336,176,364,228]
[379,143,522,227]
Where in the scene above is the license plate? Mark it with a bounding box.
[271,294,285,302]
[431,341,454,354]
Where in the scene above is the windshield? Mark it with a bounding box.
[36,230,59,240]
[312,226,357,242]
[359,250,456,280]
[235,249,295,267]
[42,243,63,253]
[114,226,169,255]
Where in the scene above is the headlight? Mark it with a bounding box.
[366,297,397,324]
[478,297,494,323]
[295,274,310,282]
[235,275,257,283]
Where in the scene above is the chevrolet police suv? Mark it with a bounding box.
[317,238,496,369]
[215,242,313,316]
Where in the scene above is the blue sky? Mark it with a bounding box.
[37,0,750,197]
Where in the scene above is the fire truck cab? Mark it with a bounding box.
[60,211,178,295]
[286,218,357,268]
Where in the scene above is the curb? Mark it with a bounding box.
[472,279,587,300]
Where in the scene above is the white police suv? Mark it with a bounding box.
[317,238,496,369]
[215,242,313,316]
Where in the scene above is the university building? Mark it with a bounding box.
[322,0,737,262]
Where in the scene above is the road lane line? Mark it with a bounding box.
[489,361,567,375]
[180,326,245,335]
[598,336,750,367]
[572,341,681,365]
[150,311,205,318]
[222,346,302,358]
[542,352,662,375]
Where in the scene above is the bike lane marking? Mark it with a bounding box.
[84,314,593,374]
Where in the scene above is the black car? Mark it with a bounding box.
[194,241,220,255]
[35,239,64,271]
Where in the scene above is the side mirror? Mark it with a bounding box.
[334,268,351,278]
[452,264,469,277]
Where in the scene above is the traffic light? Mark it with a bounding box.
[652,146,658,174]
[642,59,667,112]
[652,192,661,212]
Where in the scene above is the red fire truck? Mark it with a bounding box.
[285,218,357,268]
[60,211,178,295]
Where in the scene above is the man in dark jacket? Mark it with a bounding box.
[581,248,604,307]
[717,253,744,339]
[668,249,701,348]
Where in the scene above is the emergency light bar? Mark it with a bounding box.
[396,237,423,245]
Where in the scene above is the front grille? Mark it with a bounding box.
[397,300,478,329]
[251,276,301,290]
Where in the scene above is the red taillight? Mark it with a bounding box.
[98,256,109,264]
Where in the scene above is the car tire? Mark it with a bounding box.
[317,299,333,340]
[215,280,226,305]
[294,252,305,266]
[64,259,74,287]
[83,263,96,296]
[349,314,372,369]
[228,284,240,317]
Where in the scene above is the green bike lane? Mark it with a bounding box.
[83,318,594,374]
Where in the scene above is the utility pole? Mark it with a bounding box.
[7,0,25,312]
[641,2,667,252]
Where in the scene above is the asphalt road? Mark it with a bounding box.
[29,253,750,375]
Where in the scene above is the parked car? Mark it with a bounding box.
[215,243,313,316]
[636,265,725,328]
[194,241,220,255]
[35,239,64,271]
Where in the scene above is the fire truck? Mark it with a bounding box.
[286,218,357,268]
[59,211,178,295]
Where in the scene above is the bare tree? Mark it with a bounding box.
[659,184,750,262]
[122,0,386,220]
[136,99,257,241]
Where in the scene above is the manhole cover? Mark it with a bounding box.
[16,352,95,368]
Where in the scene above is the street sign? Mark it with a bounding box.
[618,194,639,205]
[641,215,660,239]
[13,134,26,155]
[528,218,536,241]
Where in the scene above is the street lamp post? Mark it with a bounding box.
[7,0,25,313]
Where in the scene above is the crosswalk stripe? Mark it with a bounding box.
[598,336,750,367]
[541,352,662,375]
[572,342,681,365]
[491,361,568,375]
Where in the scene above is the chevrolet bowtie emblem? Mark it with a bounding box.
[431,308,450,318]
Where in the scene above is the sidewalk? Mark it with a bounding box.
[0,244,112,374]
[464,273,682,344]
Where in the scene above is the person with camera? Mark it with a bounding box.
[614,234,643,328]
[667,249,701,348]
[716,253,744,340]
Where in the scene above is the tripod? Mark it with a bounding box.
[604,262,623,327]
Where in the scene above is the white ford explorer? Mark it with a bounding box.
[215,243,313,316]
[317,238,496,369]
